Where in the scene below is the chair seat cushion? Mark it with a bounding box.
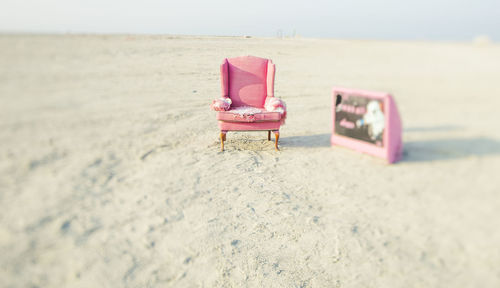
[216,106,281,123]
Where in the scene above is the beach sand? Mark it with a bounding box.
[1,34,499,287]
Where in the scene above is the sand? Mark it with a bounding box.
[0,34,499,287]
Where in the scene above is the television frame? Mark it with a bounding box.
[331,87,403,163]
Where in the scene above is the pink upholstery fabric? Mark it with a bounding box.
[218,121,281,131]
[216,108,281,123]
[227,56,269,108]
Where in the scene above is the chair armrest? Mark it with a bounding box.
[265,97,287,125]
[211,97,232,111]
[264,97,286,113]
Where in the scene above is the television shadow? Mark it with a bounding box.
[404,125,464,133]
[281,131,500,163]
[403,137,500,162]
[281,133,331,148]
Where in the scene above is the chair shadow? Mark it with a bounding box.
[281,133,331,148]
[403,137,500,162]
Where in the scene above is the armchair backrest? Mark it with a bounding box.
[221,55,275,108]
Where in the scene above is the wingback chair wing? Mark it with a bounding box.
[212,55,286,151]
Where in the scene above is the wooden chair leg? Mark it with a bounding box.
[274,131,279,150]
[220,132,225,151]
[268,131,271,141]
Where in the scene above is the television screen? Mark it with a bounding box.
[334,93,385,147]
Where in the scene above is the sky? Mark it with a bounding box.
[1,0,499,41]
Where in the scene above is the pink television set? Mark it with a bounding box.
[331,87,403,163]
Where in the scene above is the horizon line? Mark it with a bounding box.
[0,30,497,45]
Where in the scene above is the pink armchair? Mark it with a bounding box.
[213,55,286,151]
